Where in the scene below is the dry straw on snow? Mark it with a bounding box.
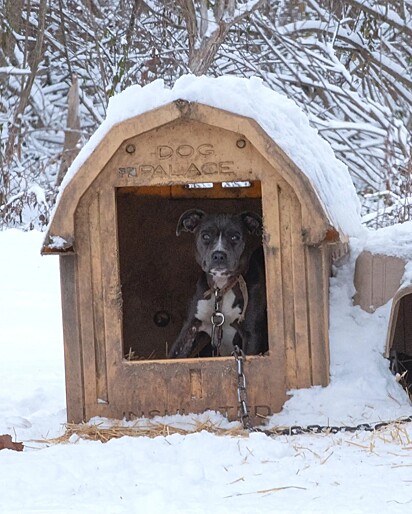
[35,419,249,445]
[33,417,412,446]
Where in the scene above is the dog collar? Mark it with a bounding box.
[204,274,249,323]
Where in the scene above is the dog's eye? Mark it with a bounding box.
[201,233,211,242]
[231,234,240,242]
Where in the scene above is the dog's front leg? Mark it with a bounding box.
[168,319,202,358]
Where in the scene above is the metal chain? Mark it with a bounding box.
[208,288,250,428]
[232,345,253,430]
[230,345,412,435]
[257,416,412,436]
[210,288,224,355]
[209,287,251,428]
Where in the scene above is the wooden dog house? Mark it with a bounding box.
[43,97,351,424]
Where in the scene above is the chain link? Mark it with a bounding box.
[210,289,224,354]
[232,345,253,430]
[257,416,412,436]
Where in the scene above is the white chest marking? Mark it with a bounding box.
[195,289,241,356]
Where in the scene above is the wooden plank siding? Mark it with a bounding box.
[59,254,85,422]
[289,188,312,389]
[305,243,330,387]
[89,192,109,404]
[278,185,297,389]
[277,186,326,390]
[75,200,99,414]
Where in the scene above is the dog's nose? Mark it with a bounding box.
[212,251,227,265]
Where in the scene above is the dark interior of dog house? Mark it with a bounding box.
[389,293,412,399]
[116,181,265,361]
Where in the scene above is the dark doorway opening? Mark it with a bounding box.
[116,181,265,360]
[389,293,412,399]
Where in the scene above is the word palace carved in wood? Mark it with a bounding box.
[118,142,238,179]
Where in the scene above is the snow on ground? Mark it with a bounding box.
[1,228,412,513]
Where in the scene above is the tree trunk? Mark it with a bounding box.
[5,0,47,162]
[56,74,81,188]
[0,0,24,66]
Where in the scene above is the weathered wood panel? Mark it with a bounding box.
[289,189,312,389]
[320,243,331,386]
[59,254,85,422]
[75,200,98,412]
[305,244,330,387]
[354,251,405,312]
[89,192,109,403]
[278,185,297,389]
[278,186,313,389]
[97,187,124,409]
[84,355,286,424]
[261,178,287,399]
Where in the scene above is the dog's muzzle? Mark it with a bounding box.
[211,251,227,265]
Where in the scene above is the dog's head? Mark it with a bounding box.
[176,210,262,278]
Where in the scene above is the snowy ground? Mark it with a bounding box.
[1,229,412,513]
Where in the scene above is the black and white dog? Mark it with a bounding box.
[168,209,268,358]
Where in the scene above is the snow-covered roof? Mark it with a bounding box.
[359,220,412,260]
[53,75,363,239]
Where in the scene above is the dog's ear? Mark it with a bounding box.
[241,211,262,235]
[176,209,206,236]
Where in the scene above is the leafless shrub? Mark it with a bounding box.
[0,0,410,229]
